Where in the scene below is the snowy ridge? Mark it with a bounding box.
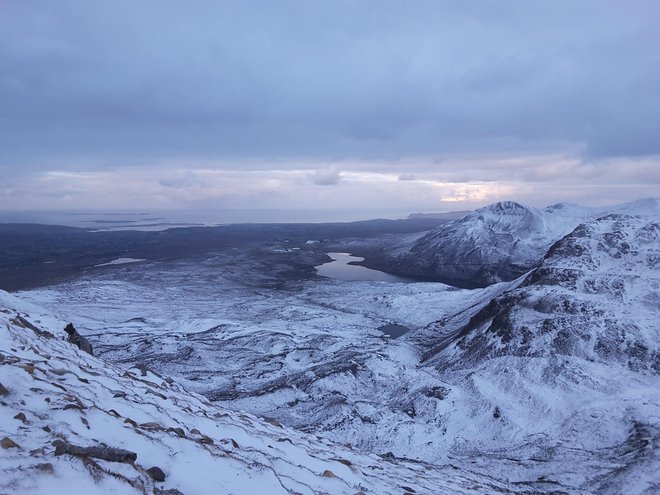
[421,212,660,370]
[379,198,659,287]
[415,213,660,492]
[0,289,526,494]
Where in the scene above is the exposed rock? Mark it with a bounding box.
[54,441,137,463]
[198,436,214,445]
[154,488,184,495]
[12,315,54,338]
[263,417,282,427]
[168,427,185,438]
[1,437,20,449]
[146,466,166,482]
[145,389,167,400]
[139,422,161,429]
[0,382,9,396]
[64,323,94,355]
[13,412,27,423]
[34,463,54,473]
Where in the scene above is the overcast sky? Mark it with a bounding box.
[1,1,658,216]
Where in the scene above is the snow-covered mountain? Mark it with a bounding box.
[4,199,659,493]
[422,212,659,370]
[372,198,659,287]
[0,290,520,495]
[415,212,660,491]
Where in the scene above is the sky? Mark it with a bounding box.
[0,0,659,218]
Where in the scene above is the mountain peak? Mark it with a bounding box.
[608,197,660,217]
[475,201,531,215]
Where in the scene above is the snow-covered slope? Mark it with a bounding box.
[375,198,659,287]
[422,212,659,370]
[6,200,659,493]
[14,262,508,477]
[0,290,520,495]
[416,213,660,492]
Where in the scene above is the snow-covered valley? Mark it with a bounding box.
[2,200,659,494]
[2,290,513,495]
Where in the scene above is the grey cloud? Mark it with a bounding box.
[398,173,416,181]
[0,0,659,177]
[158,170,204,189]
[310,169,341,186]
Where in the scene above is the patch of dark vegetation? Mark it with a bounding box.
[0,217,449,291]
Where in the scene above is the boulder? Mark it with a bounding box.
[64,323,94,355]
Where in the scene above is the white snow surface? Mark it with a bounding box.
[4,200,660,494]
[0,290,522,495]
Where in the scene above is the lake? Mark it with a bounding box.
[315,252,414,282]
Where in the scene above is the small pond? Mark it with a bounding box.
[378,323,411,339]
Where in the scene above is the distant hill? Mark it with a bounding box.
[407,210,469,220]
[364,198,659,287]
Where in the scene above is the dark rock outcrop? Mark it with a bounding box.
[12,315,54,338]
[54,441,137,463]
[1,437,20,449]
[146,466,166,482]
[64,323,94,355]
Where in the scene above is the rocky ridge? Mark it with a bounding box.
[410,213,660,492]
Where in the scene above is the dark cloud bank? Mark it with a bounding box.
[0,1,658,213]
[1,1,659,167]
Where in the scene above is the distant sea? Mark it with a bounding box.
[0,209,413,231]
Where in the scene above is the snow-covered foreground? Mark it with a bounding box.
[0,290,523,494]
[6,205,660,493]
[17,260,493,463]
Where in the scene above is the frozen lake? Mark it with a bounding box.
[315,252,414,282]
